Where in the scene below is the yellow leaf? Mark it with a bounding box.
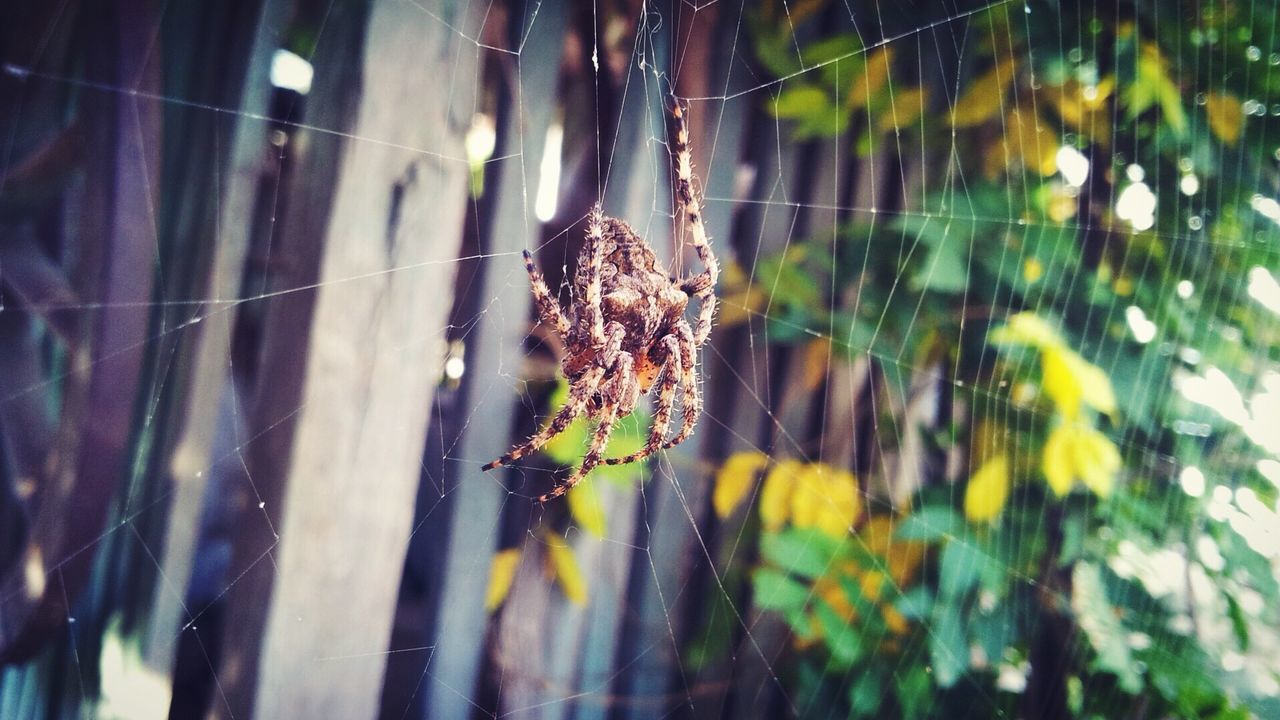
[787,0,825,26]
[1011,381,1038,407]
[1126,44,1187,137]
[718,259,766,327]
[484,548,522,611]
[1010,110,1059,176]
[951,56,1017,127]
[848,47,894,110]
[1043,78,1113,148]
[1113,274,1135,296]
[885,536,926,586]
[714,451,770,518]
[815,576,855,635]
[790,463,860,538]
[1205,92,1243,144]
[1042,347,1084,419]
[1073,426,1121,498]
[800,338,832,392]
[761,460,804,531]
[859,569,887,602]
[546,534,587,605]
[860,515,895,556]
[1042,346,1116,419]
[1042,423,1121,499]
[1046,187,1077,223]
[878,87,928,133]
[1023,257,1045,283]
[1042,423,1075,497]
[990,312,1065,350]
[720,287,766,327]
[964,453,1011,523]
[568,479,607,537]
[1075,356,1117,417]
[882,604,910,635]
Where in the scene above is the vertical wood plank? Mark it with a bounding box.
[144,0,284,677]
[211,5,369,713]
[421,1,567,717]
[614,3,754,716]
[550,38,672,720]
[489,12,674,718]
[222,1,483,717]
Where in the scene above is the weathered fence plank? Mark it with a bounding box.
[550,38,672,720]
[144,0,282,679]
[614,4,756,717]
[420,1,568,717]
[247,0,484,716]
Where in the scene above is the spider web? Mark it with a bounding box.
[1,1,1278,719]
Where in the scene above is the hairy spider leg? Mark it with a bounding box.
[601,334,683,466]
[539,352,638,502]
[668,96,719,346]
[661,320,700,450]
[581,204,607,346]
[481,365,605,471]
[523,249,569,335]
[485,322,625,472]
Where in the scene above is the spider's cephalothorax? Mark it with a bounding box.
[483,96,718,502]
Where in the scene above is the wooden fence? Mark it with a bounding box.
[0,1,948,718]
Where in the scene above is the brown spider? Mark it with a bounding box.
[483,96,718,502]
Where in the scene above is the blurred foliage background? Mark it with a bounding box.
[1,0,1278,719]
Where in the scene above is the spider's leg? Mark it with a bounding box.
[523,249,569,336]
[602,335,682,466]
[688,285,717,348]
[662,320,700,451]
[581,205,608,347]
[596,320,627,368]
[668,95,719,346]
[539,353,635,502]
[482,365,605,471]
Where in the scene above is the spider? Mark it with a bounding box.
[483,96,718,503]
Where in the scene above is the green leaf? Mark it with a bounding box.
[769,85,849,139]
[895,585,933,621]
[927,604,969,687]
[895,504,963,542]
[939,536,984,599]
[761,528,839,579]
[543,416,589,466]
[784,606,818,643]
[771,85,833,119]
[753,30,803,78]
[1057,506,1085,566]
[814,599,863,668]
[542,377,651,485]
[896,667,932,720]
[1216,526,1280,602]
[835,575,886,636]
[912,232,970,293]
[974,599,1017,665]
[801,35,862,67]
[1072,562,1142,693]
[683,588,736,670]
[1124,44,1187,137]
[751,568,810,612]
[567,478,607,537]
[848,668,883,717]
[1224,592,1250,652]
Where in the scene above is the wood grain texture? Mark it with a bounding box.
[244,1,482,717]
